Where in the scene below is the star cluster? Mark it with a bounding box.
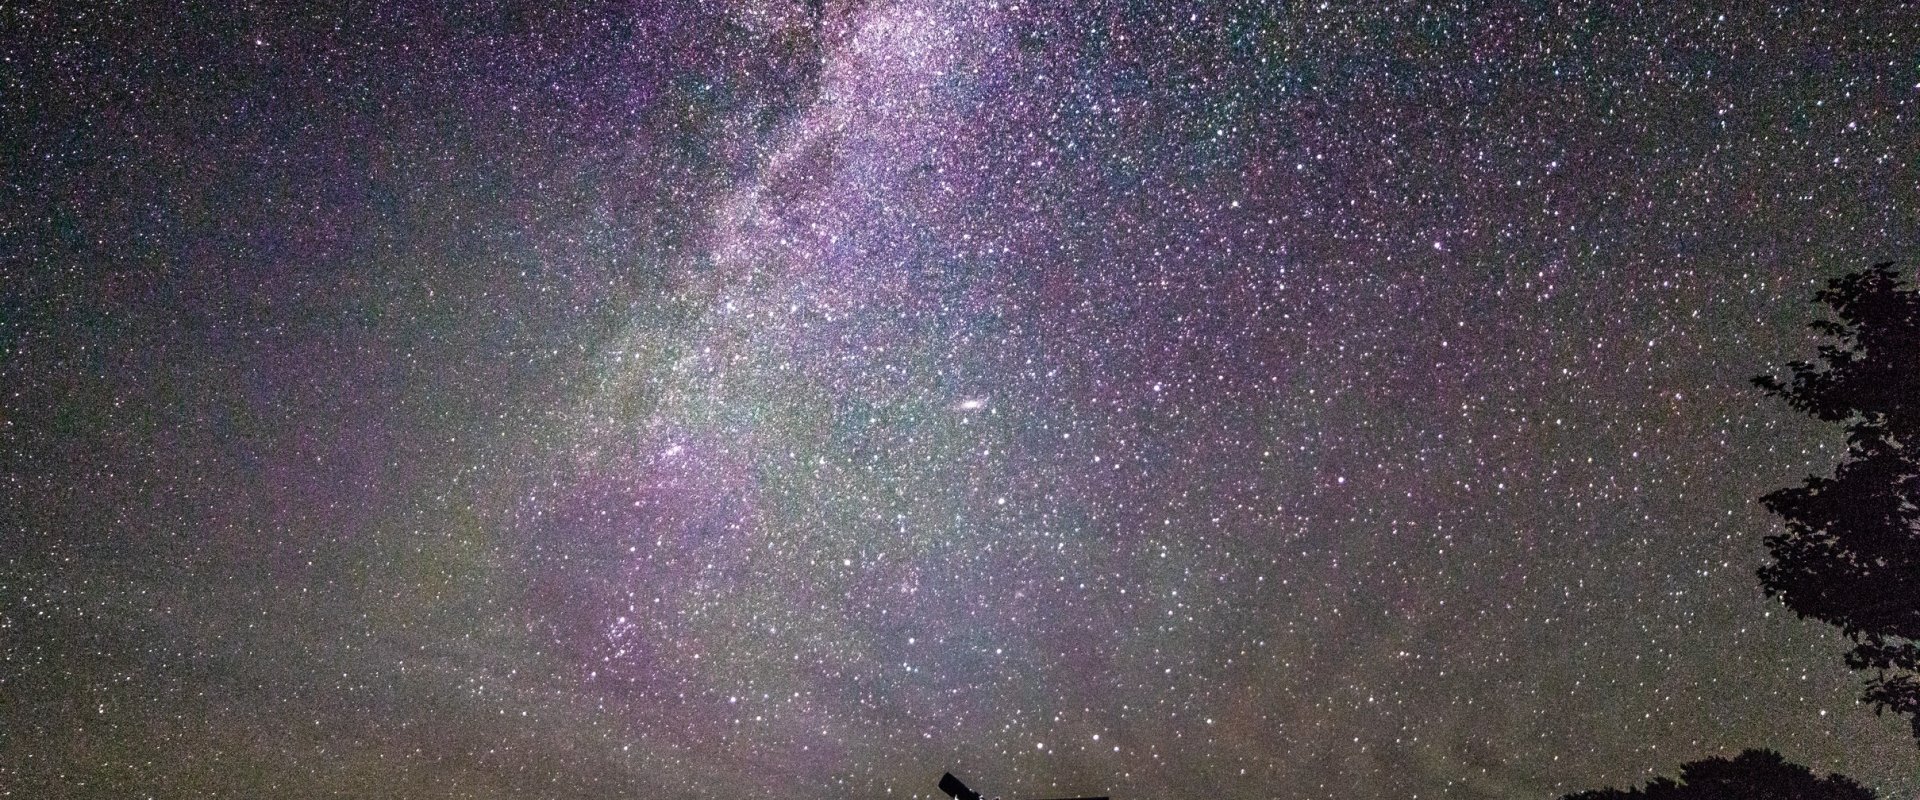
[3,2,1918,798]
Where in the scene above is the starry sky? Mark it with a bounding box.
[3,2,1918,798]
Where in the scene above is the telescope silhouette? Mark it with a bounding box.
[937,772,1107,800]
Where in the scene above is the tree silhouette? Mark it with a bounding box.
[1753,262,1920,742]
[1562,749,1875,800]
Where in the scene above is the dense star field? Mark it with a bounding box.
[4,2,1918,798]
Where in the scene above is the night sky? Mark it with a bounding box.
[4,2,1919,798]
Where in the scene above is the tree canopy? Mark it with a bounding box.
[1562,749,1875,800]
[1754,262,1920,741]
